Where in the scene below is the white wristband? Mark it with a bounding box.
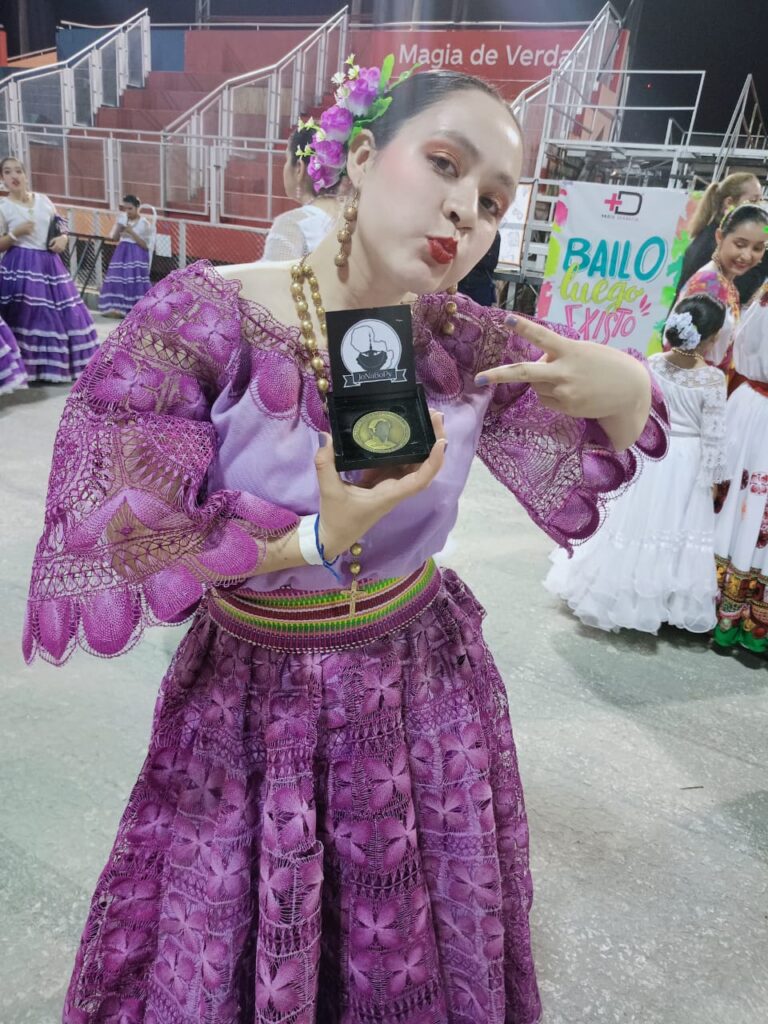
[8,230,18,242]
[297,514,323,565]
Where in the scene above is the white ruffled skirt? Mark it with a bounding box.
[544,435,717,634]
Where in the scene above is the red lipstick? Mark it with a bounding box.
[427,237,457,264]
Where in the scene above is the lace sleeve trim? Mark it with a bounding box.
[23,262,298,666]
[413,291,670,550]
[698,375,728,484]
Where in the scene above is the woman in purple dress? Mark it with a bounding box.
[0,311,27,395]
[0,157,99,382]
[25,66,668,1024]
[99,194,153,316]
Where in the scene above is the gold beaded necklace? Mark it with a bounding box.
[289,259,364,612]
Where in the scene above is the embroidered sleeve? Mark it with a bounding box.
[414,293,669,552]
[262,211,309,261]
[679,266,725,303]
[23,262,298,665]
[698,372,728,484]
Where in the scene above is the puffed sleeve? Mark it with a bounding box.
[414,292,669,552]
[23,261,298,665]
[262,210,308,261]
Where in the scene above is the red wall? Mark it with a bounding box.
[182,27,588,99]
[0,31,8,66]
[349,29,586,98]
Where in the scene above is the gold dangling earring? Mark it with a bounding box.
[335,191,359,268]
[443,285,458,335]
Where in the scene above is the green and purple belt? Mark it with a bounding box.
[209,559,440,651]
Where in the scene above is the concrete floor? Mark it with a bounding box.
[1,314,766,1023]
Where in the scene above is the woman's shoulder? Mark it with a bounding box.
[682,262,726,296]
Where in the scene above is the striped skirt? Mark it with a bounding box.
[0,246,99,383]
[0,313,27,395]
[99,239,151,315]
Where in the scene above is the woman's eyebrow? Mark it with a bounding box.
[432,130,515,189]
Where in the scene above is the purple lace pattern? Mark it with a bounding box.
[62,571,541,1024]
[24,264,669,665]
[414,294,669,553]
[23,265,298,665]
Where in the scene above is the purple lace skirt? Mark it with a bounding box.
[0,246,99,382]
[99,240,151,315]
[63,569,541,1024]
[0,313,27,395]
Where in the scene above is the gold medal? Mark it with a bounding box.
[352,410,411,454]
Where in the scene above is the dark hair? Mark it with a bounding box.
[288,125,316,168]
[0,155,26,174]
[367,70,520,149]
[121,193,140,207]
[665,295,726,348]
[719,202,768,236]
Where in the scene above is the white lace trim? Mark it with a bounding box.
[649,353,725,389]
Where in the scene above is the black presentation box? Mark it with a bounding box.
[325,304,436,472]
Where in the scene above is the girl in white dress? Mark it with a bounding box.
[714,282,768,652]
[261,124,338,260]
[545,295,728,633]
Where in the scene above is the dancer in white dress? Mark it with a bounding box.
[545,295,728,633]
[261,124,338,260]
[714,282,768,652]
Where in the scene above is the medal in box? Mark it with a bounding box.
[325,304,436,471]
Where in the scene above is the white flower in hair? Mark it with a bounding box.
[665,311,701,350]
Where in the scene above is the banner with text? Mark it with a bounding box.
[350,29,587,98]
[536,182,689,352]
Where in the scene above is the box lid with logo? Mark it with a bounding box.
[325,304,436,470]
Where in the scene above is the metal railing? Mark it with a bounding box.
[712,74,768,181]
[161,6,347,218]
[15,122,297,225]
[165,6,348,142]
[59,206,270,305]
[0,8,150,158]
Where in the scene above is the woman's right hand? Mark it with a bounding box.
[314,409,447,559]
[10,220,34,239]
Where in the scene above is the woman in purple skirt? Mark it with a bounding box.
[0,311,27,394]
[99,194,153,316]
[25,65,668,1024]
[0,156,99,382]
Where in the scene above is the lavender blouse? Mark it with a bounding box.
[24,262,668,663]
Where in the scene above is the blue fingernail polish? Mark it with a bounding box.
[505,314,518,327]
[475,375,489,386]
[318,434,327,447]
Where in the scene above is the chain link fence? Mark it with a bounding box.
[59,208,270,309]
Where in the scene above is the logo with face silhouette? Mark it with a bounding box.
[340,319,407,387]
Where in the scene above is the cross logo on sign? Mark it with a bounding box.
[603,191,643,216]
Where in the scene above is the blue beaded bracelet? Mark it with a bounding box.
[314,514,341,581]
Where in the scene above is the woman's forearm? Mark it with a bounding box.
[597,365,652,450]
[0,233,15,253]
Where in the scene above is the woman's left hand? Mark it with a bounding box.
[475,315,652,450]
[48,235,68,254]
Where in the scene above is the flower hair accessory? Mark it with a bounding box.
[296,53,418,193]
[665,311,701,350]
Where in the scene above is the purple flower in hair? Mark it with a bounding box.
[312,138,346,169]
[319,104,354,141]
[308,155,341,193]
[343,66,381,115]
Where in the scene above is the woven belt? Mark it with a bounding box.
[208,559,440,651]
